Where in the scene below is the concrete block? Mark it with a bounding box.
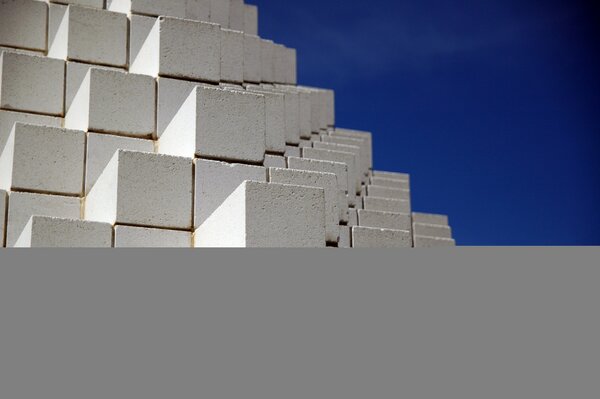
[348,209,358,226]
[220,28,243,83]
[195,181,326,248]
[264,154,286,168]
[414,236,456,248]
[324,89,335,126]
[85,150,193,230]
[0,123,85,196]
[269,87,300,144]
[358,210,411,231]
[332,128,373,170]
[65,61,121,114]
[246,86,286,153]
[244,4,258,35]
[339,226,351,248]
[15,216,112,247]
[114,225,192,248]
[47,1,104,8]
[284,47,297,85]
[243,34,261,83]
[287,156,348,194]
[352,227,412,248]
[185,0,211,22]
[0,45,43,56]
[260,39,274,83]
[209,0,229,27]
[194,158,266,226]
[269,167,339,243]
[0,110,61,158]
[158,85,266,163]
[107,0,186,18]
[373,170,410,182]
[367,185,411,201]
[370,176,410,190]
[313,141,364,178]
[65,68,156,137]
[412,212,449,226]
[48,4,127,67]
[273,44,294,85]
[297,90,312,139]
[0,189,6,247]
[0,51,65,116]
[322,135,370,177]
[228,0,244,30]
[156,77,197,139]
[130,16,220,83]
[85,132,154,194]
[364,197,411,214]
[413,223,453,239]
[285,146,301,158]
[338,190,349,223]
[0,0,47,51]
[302,147,360,195]
[6,191,81,247]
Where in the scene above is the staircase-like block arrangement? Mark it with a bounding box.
[0,0,455,248]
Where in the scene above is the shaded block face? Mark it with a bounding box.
[194,159,266,227]
[0,51,65,116]
[158,86,266,163]
[246,87,286,153]
[0,189,6,247]
[185,0,210,22]
[130,16,221,83]
[358,210,412,231]
[287,156,348,194]
[243,4,258,35]
[85,132,154,194]
[0,0,47,51]
[264,154,286,168]
[302,147,360,195]
[367,185,411,201]
[370,176,410,190]
[48,5,127,67]
[262,86,300,144]
[114,225,191,248]
[414,236,456,248]
[339,226,351,248]
[322,135,370,178]
[65,68,156,137]
[284,47,297,85]
[228,0,244,30]
[243,34,261,83]
[313,141,364,179]
[260,39,274,83]
[0,123,85,196]
[364,197,411,214]
[412,212,449,226]
[15,216,112,248]
[85,150,193,230]
[195,181,326,248]
[107,0,186,18]
[0,110,61,157]
[6,191,80,247]
[209,0,229,27]
[332,128,373,170]
[352,227,412,248]
[269,167,339,243]
[220,28,243,83]
[413,223,453,239]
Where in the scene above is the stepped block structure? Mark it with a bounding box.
[0,0,455,248]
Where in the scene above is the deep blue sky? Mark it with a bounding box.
[253,0,600,245]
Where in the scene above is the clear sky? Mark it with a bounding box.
[253,0,600,245]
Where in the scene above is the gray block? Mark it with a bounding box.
[332,128,373,170]
[367,185,411,201]
[264,154,286,168]
[220,28,243,83]
[339,226,351,248]
[0,0,47,52]
[352,227,412,248]
[287,156,348,194]
[302,147,360,195]
[370,176,410,190]
[364,197,411,214]
[243,34,261,83]
[114,225,192,248]
[14,216,112,248]
[412,212,449,226]
[413,223,453,239]
[414,236,456,248]
[372,170,410,182]
[358,210,411,231]
[0,110,62,159]
[243,4,258,35]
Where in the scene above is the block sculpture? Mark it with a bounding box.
[0,0,456,248]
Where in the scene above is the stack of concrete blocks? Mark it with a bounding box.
[0,0,455,248]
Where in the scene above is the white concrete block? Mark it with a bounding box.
[269,167,339,243]
[85,132,154,194]
[243,4,258,35]
[413,223,453,239]
[339,226,351,249]
[364,197,411,214]
[352,227,412,248]
[48,4,127,67]
[302,147,360,194]
[246,86,286,153]
[130,16,221,83]
[367,185,411,201]
[264,154,286,168]
[412,212,449,226]
[15,216,112,247]
[297,90,312,139]
[156,77,197,139]
[65,61,121,114]
[0,110,61,158]
[194,158,266,226]
[0,51,65,116]
[0,45,42,56]
[358,210,411,231]
[243,34,261,83]
[6,191,81,247]
[65,68,155,137]
[195,181,326,248]
[47,1,104,8]
[324,89,334,126]
[271,87,300,144]
[370,176,410,190]
[107,0,186,18]
[158,85,266,163]
[209,0,229,26]
[338,190,349,223]
[348,209,358,226]
[0,123,85,196]
[313,141,364,177]
[332,128,373,170]
[287,156,348,194]
[0,189,6,247]
[85,150,193,230]
[0,0,47,51]
[260,39,275,83]
[322,135,370,177]
[114,225,192,248]
[273,44,286,84]
[220,28,243,83]
[373,170,410,182]
[414,236,456,248]
[228,0,244,30]
[283,47,297,85]
[285,145,301,158]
